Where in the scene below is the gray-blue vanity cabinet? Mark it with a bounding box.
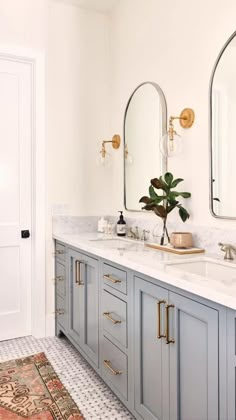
[68,248,99,367]
[134,276,219,420]
[54,241,229,420]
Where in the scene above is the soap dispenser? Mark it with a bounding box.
[116,211,127,237]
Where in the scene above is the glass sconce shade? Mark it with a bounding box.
[125,145,133,165]
[96,144,111,167]
[96,153,111,167]
[160,132,182,158]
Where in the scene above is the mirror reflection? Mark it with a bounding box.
[124,82,167,211]
[211,32,236,218]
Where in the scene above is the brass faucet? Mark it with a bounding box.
[128,226,140,240]
[218,242,236,260]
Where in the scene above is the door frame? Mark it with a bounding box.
[0,46,46,338]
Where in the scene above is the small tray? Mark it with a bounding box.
[145,243,205,255]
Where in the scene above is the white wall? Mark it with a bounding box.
[0,0,48,48]
[46,0,111,333]
[47,1,111,218]
[108,0,236,229]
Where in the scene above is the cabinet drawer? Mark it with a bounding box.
[55,260,66,297]
[102,290,127,348]
[103,263,127,295]
[55,242,65,262]
[56,294,66,329]
[102,337,128,400]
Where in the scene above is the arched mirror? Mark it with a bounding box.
[124,82,167,211]
[210,31,236,218]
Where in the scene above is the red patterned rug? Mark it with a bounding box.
[0,352,84,419]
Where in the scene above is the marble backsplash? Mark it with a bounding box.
[52,215,236,256]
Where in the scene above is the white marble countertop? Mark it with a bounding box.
[53,232,236,311]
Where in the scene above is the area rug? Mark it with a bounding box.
[0,352,84,419]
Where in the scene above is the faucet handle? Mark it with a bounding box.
[135,226,140,240]
[218,242,234,260]
[141,229,150,241]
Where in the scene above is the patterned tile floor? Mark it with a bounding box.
[0,335,134,420]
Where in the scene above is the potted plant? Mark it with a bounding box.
[139,172,191,245]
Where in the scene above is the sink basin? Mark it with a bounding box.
[89,237,143,251]
[166,259,236,286]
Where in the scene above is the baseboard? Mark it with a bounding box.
[46,313,55,337]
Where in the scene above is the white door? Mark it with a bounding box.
[0,57,32,341]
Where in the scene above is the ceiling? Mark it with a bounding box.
[60,0,118,13]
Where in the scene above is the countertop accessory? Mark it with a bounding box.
[170,232,193,249]
[160,108,195,158]
[218,242,236,260]
[97,134,121,166]
[116,211,126,237]
[139,172,191,245]
[145,243,205,255]
[97,217,107,233]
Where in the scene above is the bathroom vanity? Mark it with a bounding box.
[54,234,236,420]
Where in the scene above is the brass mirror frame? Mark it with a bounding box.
[123,81,167,212]
[209,30,236,219]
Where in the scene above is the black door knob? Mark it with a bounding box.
[21,230,30,238]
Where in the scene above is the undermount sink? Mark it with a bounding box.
[166,259,236,286]
[89,237,143,251]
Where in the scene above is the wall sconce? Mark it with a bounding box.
[125,145,133,165]
[97,134,121,166]
[160,108,195,157]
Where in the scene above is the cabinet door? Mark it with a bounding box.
[169,292,219,420]
[134,277,169,420]
[68,249,84,347]
[226,308,236,420]
[68,249,99,366]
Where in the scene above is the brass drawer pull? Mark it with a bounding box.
[103,312,122,324]
[103,274,121,284]
[103,360,123,375]
[165,304,175,344]
[54,309,65,315]
[75,260,85,286]
[157,300,166,339]
[56,276,64,282]
[53,250,64,256]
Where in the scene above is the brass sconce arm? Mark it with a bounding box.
[169,108,195,129]
[98,134,121,163]
[102,135,121,150]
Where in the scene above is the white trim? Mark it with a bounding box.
[0,45,46,338]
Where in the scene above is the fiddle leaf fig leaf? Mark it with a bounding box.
[141,202,157,211]
[139,196,153,204]
[151,178,166,190]
[178,206,190,222]
[171,178,184,188]
[164,172,174,186]
[154,196,165,204]
[177,192,191,199]
[167,201,179,213]
[153,205,167,218]
[149,185,158,200]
